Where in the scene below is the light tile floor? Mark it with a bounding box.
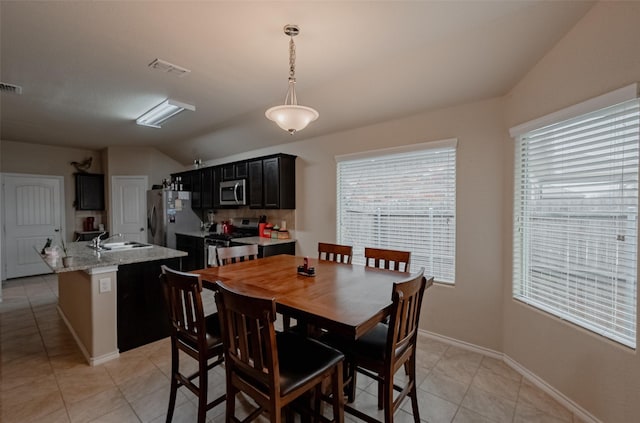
[1,274,584,423]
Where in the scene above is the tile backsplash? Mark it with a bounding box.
[211,209,295,231]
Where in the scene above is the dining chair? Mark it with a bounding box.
[214,281,345,423]
[318,242,353,264]
[216,244,259,266]
[343,270,432,423]
[160,265,226,423]
[364,247,411,272]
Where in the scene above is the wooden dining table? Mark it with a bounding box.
[193,254,411,340]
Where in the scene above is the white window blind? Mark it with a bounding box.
[337,141,456,283]
[513,98,639,348]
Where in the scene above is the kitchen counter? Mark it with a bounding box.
[174,230,209,238]
[231,236,296,246]
[39,242,185,366]
[41,242,186,273]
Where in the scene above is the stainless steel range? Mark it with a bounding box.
[204,218,259,266]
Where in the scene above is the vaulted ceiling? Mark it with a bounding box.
[0,1,594,164]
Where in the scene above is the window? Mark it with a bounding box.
[512,87,639,348]
[336,140,456,283]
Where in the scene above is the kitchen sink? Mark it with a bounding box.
[88,241,153,251]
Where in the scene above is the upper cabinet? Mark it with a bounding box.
[249,154,296,209]
[171,153,296,211]
[222,161,248,181]
[248,160,263,208]
[75,173,105,210]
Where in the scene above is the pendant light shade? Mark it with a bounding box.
[265,104,319,133]
[265,25,318,134]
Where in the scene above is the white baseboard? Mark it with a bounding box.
[418,329,601,423]
[57,305,120,367]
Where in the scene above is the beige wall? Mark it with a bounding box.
[503,3,640,422]
[202,96,507,352]
[0,142,182,243]
[0,139,103,241]
[104,146,183,188]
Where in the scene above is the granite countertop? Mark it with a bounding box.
[174,230,209,238]
[231,236,296,246]
[40,242,187,273]
[175,231,296,247]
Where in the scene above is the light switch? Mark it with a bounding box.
[99,278,111,293]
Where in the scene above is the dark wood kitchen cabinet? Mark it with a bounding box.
[176,234,205,271]
[263,154,296,209]
[200,166,215,210]
[75,173,105,210]
[247,154,296,209]
[116,257,180,352]
[212,166,223,208]
[248,160,263,208]
[222,161,248,181]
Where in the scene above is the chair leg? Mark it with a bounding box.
[332,362,345,423]
[166,342,179,423]
[408,356,420,423]
[377,372,384,410]
[383,376,394,423]
[225,376,236,423]
[197,355,208,423]
[347,361,356,403]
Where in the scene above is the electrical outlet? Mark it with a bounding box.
[99,278,111,293]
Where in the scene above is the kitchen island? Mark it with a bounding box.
[41,242,186,366]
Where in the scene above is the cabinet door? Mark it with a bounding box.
[263,158,280,208]
[175,234,204,271]
[213,167,222,208]
[116,258,179,352]
[222,162,248,181]
[248,160,263,208]
[190,170,202,209]
[235,162,248,179]
[201,167,214,209]
[75,173,105,210]
[222,164,235,181]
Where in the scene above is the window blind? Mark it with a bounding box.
[513,98,639,348]
[337,142,456,283]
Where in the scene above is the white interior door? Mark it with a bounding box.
[111,176,147,243]
[2,174,65,279]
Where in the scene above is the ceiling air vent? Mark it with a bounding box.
[148,58,191,77]
[0,82,23,95]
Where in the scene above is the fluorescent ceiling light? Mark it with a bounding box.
[136,99,195,128]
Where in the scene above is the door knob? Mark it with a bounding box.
[140,227,144,231]
[54,229,60,232]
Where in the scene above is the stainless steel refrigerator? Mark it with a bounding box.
[147,189,201,249]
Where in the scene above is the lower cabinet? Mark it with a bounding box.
[116,257,180,352]
[176,234,205,271]
[230,241,295,258]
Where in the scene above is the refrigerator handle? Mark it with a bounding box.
[148,204,157,237]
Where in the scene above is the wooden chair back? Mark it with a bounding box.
[387,270,432,369]
[216,244,259,266]
[160,265,206,350]
[318,242,353,264]
[364,247,411,272]
[214,281,280,400]
[160,265,226,423]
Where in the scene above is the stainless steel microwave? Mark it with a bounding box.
[219,179,246,206]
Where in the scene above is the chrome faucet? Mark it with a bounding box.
[91,231,107,249]
[91,232,123,250]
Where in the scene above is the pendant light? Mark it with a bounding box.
[265,24,319,134]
